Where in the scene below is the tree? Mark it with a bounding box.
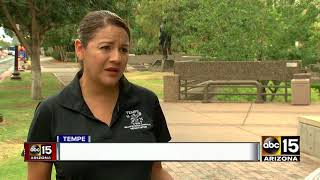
[0,39,10,48]
[0,0,113,100]
[42,24,78,62]
[41,1,132,63]
[133,0,320,65]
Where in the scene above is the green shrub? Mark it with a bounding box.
[65,52,76,62]
[51,51,61,61]
[44,47,53,57]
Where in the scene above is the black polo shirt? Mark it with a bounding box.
[26,71,171,180]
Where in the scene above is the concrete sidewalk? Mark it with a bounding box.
[162,103,320,179]
[41,58,320,179]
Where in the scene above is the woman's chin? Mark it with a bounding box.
[100,76,120,87]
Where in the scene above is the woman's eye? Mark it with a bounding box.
[120,48,128,53]
[100,46,111,50]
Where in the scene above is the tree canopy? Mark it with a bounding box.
[1,0,320,99]
[0,0,114,99]
[132,0,320,64]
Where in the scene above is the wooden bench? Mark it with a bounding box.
[202,80,263,103]
[172,61,302,103]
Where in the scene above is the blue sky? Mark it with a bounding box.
[0,27,13,42]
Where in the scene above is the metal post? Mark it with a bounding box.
[184,80,187,99]
[255,83,264,103]
[11,45,21,80]
[285,81,288,102]
[202,84,209,103]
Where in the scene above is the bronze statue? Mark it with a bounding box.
[159,22,171,60]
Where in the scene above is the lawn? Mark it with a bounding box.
[0,73,62,142]
[125,71,172,99]
[0,72,62,179]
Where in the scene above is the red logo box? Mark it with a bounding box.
[24,143,57,161]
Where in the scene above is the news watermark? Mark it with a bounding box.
[24,143,57,161]
[261,136,300,162]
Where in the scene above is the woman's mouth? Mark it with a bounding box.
[105,67,120,72]
[104,67,120,76]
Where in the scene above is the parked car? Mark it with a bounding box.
[7,46,15,56]
[8,50,15,56]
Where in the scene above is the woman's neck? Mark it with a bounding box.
[79,73,119,100]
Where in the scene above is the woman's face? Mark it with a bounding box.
[75,25,129,87]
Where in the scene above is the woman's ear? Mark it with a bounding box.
[74,39,84,60]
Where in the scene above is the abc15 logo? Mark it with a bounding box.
[262,136,300,156]
[29,144,52,156]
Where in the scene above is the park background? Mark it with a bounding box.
[1,0,320,179]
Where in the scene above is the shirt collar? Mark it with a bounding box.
[57,70,139,116]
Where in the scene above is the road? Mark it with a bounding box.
[0,56,14,75]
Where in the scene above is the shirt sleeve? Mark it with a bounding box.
[153,98,171,142]
[27,101,54,142]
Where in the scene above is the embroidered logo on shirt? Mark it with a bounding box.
[124,110,151,130]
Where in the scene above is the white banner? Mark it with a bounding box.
[58,143,260,161]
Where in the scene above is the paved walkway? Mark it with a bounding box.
[40,58,320,179]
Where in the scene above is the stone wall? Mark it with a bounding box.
[128,55,161,65]
[128,55,201,65]
[174,61,302,81]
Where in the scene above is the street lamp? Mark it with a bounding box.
[0,113,3,123]
[10,45,21,80]
[11,24,21,80]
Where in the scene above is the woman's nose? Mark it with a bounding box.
[109,48,121,63]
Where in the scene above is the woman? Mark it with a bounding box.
[27,10,172,180]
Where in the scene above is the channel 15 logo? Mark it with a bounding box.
[24,143,56,161]
[261,136,300,162]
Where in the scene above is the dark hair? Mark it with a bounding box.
[78,10,130,47]
[77,10,130,69]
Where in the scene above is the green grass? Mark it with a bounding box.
[311,83,320,97]
[0,155,56,179]
[0,72,61,179]
[130,79,163,98]
[0,156,27,180]
[125,71,172,99]
[0,73,62,142]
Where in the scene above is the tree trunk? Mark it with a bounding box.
[58,46,63,61]
[31,6,42,100]
[161,59,165,72]
[60,45,66,62]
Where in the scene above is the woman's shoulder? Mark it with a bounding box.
[38,79,82,111]
[35,93,61,111]
[129,82,158,101]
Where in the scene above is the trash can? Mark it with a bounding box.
[291,79,310,105]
